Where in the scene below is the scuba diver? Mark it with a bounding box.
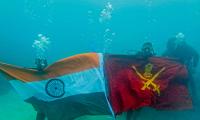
[34,58,48,120]
[163,32,199,106]
[126,42,156,120]
[163,33,199,71]
[135,42,156,59]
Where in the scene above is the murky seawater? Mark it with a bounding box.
[1,0,200,120]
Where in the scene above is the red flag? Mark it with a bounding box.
[105,55,193,114]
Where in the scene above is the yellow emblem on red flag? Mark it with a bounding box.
[132,63,165,96]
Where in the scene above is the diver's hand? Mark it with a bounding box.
[132,65,136,70]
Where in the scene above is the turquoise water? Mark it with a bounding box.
[0,0,200,120]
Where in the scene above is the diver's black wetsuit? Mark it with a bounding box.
[163,40,199,69]
[163,39,199,107]
[165,38,199,62]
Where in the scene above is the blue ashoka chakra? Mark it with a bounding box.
[45,79,65,98]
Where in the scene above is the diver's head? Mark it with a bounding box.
[176,32,185,41]
[167,33,185,51]
[175,32,185,45]
[35,58,48,71]
[141,42,154,56]
[167,32,185,50]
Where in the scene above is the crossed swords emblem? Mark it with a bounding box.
[132,63,165,96]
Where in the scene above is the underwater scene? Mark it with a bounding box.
[0,0,200,120]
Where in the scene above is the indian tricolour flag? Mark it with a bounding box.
[0,53,114,120]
